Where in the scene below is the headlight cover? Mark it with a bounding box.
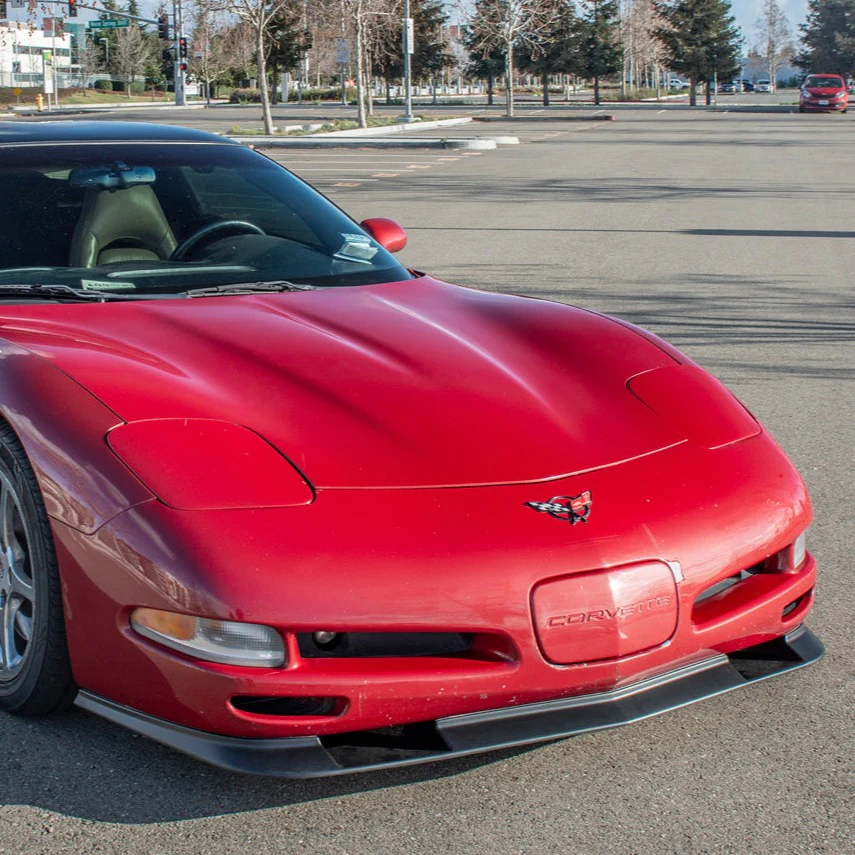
[108,419,313,510]
[131,608,286,667]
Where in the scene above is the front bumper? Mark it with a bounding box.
[801,101,847,111]
[75,624,823,777]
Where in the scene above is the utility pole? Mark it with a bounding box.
[173,0,185,106]
[402,0,413,121]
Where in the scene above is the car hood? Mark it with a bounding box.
[805,86,844,95]
[0,277,687,488]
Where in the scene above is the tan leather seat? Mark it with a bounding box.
[69,185,177,267]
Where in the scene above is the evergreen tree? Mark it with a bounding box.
[265,2,304,103]
[413,0,454,100]
[516,0,582,105]
[577,0,622,105]
[655,0,741,106]
[463,24,505,105]
[798,0,855,77]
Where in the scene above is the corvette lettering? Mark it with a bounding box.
[525,491,592,525]
[546,595,672,628]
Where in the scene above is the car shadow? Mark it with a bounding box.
[0,706,541,824]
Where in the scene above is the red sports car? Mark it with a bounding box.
[799,74,849,112]
[0,122,822,776]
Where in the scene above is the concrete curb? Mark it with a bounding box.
[314,116,473,137]
[232,136,496,150]
[474,114,616,122]
[10,101,208,115]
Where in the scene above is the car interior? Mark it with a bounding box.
[0,146,409,293]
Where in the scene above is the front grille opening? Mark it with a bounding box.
[694,563,764,607]
[297,631,475,659]
[782,592,809,620]
[321,721,450,768]
[231,695,343,717]
[729,635,804,681]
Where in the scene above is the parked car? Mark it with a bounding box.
[800,74,848,112]
[742,80,755,92]
[718,81,741,94]
[755,78,772,93]
[0,121,824,777]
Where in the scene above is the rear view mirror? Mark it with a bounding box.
[360,218,408,254]
[69,162,156,191]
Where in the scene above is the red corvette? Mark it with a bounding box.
[799,74,848,112]
[0,122,822,776]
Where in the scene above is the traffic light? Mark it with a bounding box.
[303,29,312,51]
[158,13,169,40]
[0,0,7,19]
[178,62,187,72]
[67,0,77,17]
[178,37,187,58]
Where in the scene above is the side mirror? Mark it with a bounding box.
[360,217,407,254]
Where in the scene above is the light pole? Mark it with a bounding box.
[402,0,413,121]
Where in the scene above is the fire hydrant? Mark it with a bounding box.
[36,94,44,112]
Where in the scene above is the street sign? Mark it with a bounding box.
[335,37,350,65]
[404,17,414,55]
[88,18,129,28]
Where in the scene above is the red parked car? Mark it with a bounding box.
[800,74,849,112]
[0,122,822,777]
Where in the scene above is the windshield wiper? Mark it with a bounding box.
[183,281,317,298]
[0,284,133,302]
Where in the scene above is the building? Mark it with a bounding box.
[0,19,73,88]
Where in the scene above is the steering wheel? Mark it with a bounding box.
[171,220,266,261]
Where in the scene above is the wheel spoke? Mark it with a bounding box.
[0,600,6,672]
[9,561,34,603]
[1,596,17,672]
[14,604,32,643]
[0,481,12,556]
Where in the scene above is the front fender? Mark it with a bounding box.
[0,342,151,532]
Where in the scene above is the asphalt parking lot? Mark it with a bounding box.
[0,103,853,854]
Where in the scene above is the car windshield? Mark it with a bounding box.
[0,142,412,297]
[805,77,842,88]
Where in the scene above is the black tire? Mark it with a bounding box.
[0,422,75,715]
[798,106,805,113]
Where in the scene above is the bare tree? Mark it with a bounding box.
[220,20,258,81]
[468,0,560,117]
[755,0,791,91]
[621,0,666,95]
[75,35,104,89]
[113,24,154,98]
[341,0,398,128]
[198,0,293,133]
[189,4,233,102]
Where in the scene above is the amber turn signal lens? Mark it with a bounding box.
[130,608,286,668]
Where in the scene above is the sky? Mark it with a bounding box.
[6,0,812,50]
[733,0,808,48]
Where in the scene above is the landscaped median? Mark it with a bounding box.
[227,115,518,150]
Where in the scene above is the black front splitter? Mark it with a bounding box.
[74,624,824,778]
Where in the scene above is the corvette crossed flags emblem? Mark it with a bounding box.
[525,491,593,525]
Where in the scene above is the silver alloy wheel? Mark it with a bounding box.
[0,471,35,680]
